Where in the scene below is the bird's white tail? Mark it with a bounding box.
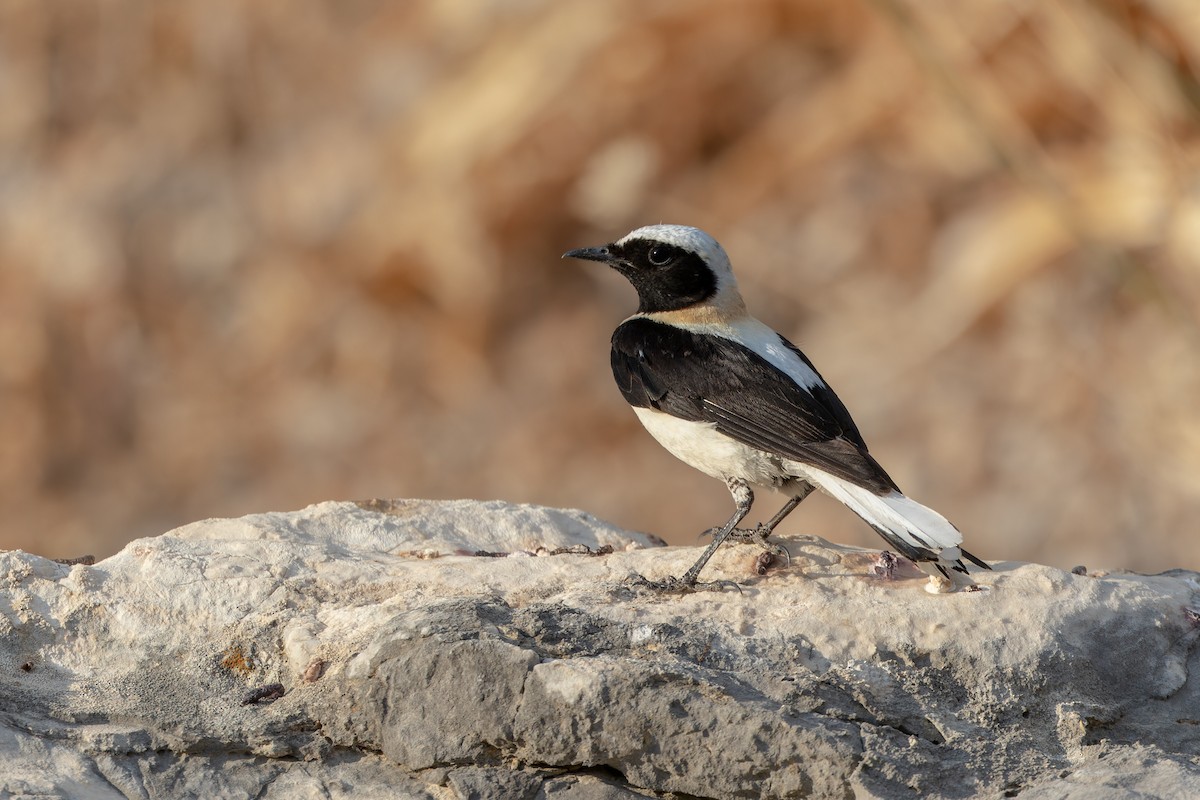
[797,465,970,579]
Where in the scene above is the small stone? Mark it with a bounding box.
[241,683,285,706]
[303,659,326,683]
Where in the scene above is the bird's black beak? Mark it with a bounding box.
[562,245,616,263]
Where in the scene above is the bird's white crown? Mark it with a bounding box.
[618,224,729,266]
[617,224,738,291]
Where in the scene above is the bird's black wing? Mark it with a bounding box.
[611,317,898,494]
[777,338,867,450]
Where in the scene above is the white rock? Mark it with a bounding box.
[0,498,1197,799]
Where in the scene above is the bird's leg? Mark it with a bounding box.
[729,491,805,567]
[756,483,815,536]
[708,483,815,566]
[678,479,755,586]
[629,479,755,593]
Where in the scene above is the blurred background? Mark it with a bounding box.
[1,0,1198,572]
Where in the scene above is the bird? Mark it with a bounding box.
[563,224,989,591]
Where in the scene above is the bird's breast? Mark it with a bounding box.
[632,406,788,488]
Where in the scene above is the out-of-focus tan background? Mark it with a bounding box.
[2,0,1198,571]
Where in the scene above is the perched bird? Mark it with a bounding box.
[564,224,988,590]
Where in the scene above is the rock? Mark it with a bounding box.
[1,499,1198,799]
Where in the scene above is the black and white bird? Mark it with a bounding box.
[564,224,988,590]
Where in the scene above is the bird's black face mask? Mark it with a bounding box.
[564,239,717,313]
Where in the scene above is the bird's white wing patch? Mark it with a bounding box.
[722,318,824,391]
[640,311,825,392]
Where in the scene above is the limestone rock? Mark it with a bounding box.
[1,499,1198,799]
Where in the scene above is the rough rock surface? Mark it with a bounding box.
[1,499,1199,799]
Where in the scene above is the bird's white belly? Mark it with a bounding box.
[632,407,785,488]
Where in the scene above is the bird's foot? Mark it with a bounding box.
[701,524,791,567]
[625,573,742,594]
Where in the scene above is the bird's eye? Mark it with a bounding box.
[647,245,673,266]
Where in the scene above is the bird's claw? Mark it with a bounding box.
[699,524,791,567]
[625,573,742,594]
[760,540,791,567]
